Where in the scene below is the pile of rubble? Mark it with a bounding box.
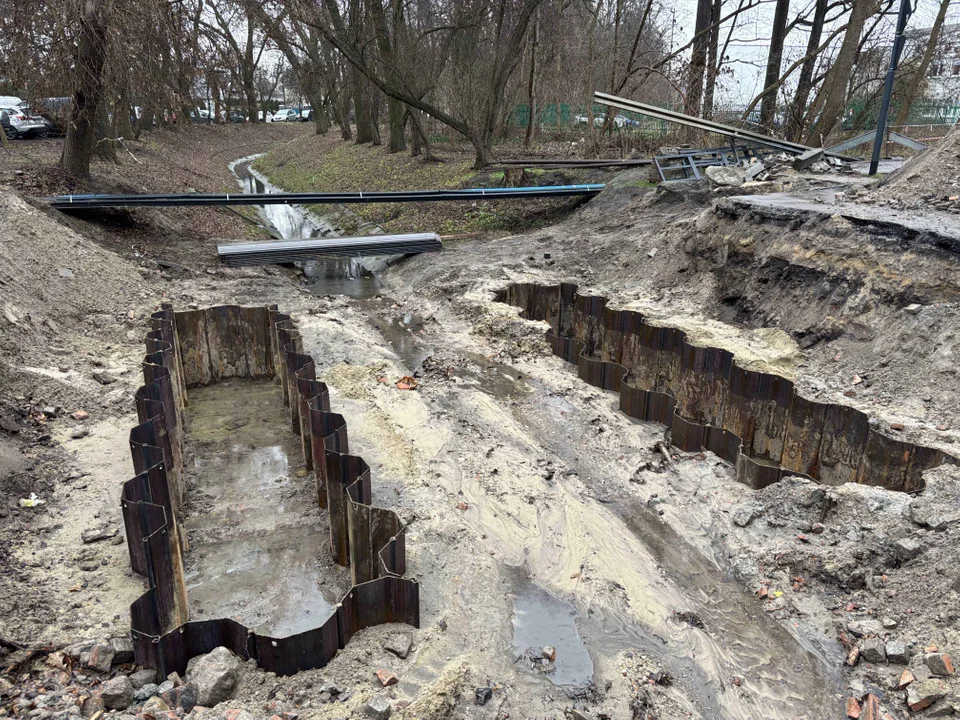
[701,149,851,188]
[727,466,960,719]
[0,644,303,720]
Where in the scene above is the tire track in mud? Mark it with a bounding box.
[509,381,841,719]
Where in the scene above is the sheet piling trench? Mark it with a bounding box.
[122,304,419,678]
[496,282,959,492]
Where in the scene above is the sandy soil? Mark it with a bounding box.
[2,127,960,720]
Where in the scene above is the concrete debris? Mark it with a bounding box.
[186,646,242,707]
[885,640,908,664]
[732,501,764,527]
[859,638,886,664]
[363,694,392,719]
[893,537,922,561]
[81,524,118,543]
[906,678,946,711]
[793,148,824,171]
[92,371,116,385]
[475,687,493,706]
[905,303,923,314]
[384,632,413,659]
[704,165,744,187]
[101,675,134,709]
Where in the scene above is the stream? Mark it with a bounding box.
[228,154,385,299]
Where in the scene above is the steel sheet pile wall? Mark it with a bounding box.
[497,283,958,492]
[123,304,418,678]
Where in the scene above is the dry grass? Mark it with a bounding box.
[252,132,593,235]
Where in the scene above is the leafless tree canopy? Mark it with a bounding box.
[1,0,954,176]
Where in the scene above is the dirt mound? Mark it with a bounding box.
[0,191,145,359]
[868,121,960,212]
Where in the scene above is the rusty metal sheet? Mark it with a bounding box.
[254,615,338,677]
[124,303,420,679]
[497,282,958,493]
[782,394,828,477]
[857,429,912,491]
[818,404,870,486]
[750,373,794,463]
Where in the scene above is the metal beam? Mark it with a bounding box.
[217,233,443,266]
[594,91,811,155]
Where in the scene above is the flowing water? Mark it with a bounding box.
[228,155,383,298]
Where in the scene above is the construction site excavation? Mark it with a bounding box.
[4,6,960,717]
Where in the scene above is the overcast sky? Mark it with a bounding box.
[668,0,959,106]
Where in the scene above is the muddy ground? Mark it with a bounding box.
[2,127,960,720]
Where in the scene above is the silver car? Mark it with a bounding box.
[1,106,52,138]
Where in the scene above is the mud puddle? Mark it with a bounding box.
[510,576,594,687]
[181,379,346,637]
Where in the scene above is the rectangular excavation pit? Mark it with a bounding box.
[121,304,419,677]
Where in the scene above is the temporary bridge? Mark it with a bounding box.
[47,184,605,210]
[218,233,442,266]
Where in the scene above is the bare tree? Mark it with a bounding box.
[806,0,878,143]
[894,0,953,126]
[61,0,112,178]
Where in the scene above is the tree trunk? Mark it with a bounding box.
[61,0,110,179]
[387,97,405,152]
[524,11,539,147]
[805,0,876,144]
[702,0,723,119]
[759,0,790,129]
[684,0,713,118]
[786,0,827,141]
[894,0,950,127]
[354,70,375,143]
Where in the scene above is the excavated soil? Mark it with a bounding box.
[2,128,960,720]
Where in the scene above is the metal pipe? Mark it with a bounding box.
[869,0,913,176]
[49,184,605,210]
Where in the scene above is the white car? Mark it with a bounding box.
[258,110,274,122]
[272,109,299,123]
[0,106,52,138]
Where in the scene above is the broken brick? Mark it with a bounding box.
[860,694,880,720]
[898,669,915,689]
[376,669,398,687]
[845,697,861,718]
[846,647,860,666]
[924,653,955,676]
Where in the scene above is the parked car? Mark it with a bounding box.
[228,111,246,123]
[0,106,53,138]
[188,108,213,123]
[258,110,274,122]
[299,108,313,122]
[573,113,636,129]
[1,109,15,141]
[272,108,299,123]
[0,96,27,111]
